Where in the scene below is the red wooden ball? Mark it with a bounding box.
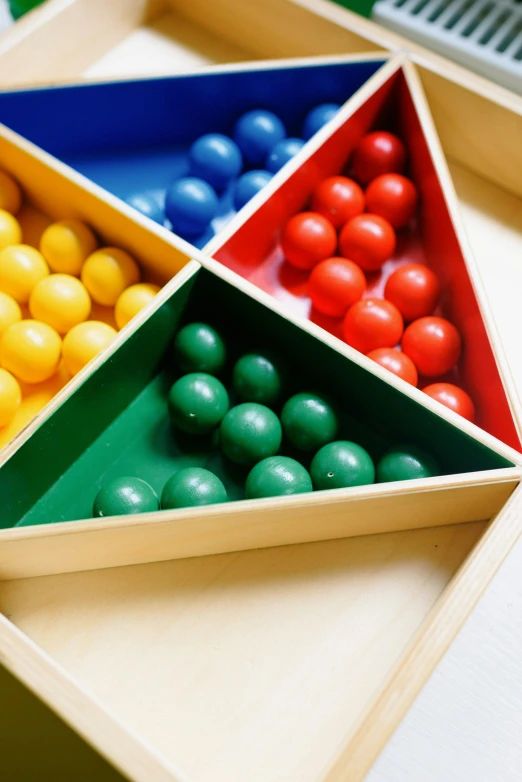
[311,176,365,229]
[423,382,475,422]
[402,316,461,377]
[352,131,406,186]
[343,298,404,354]
[339,213,396,271]
[281,211,337,270]
[384,263,440,322]
[309,257,366,317]
[367,347,418,386]
[365,173,418,228]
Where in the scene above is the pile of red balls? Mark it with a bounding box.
[280,129,475,423]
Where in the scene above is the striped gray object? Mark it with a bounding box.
[373,0,522,93]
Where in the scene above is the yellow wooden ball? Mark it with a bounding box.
[29,274,91,334]
[62,320,117,376]
[40,219,97,276]
[0,320,62,383]
[0,209,22,251]
[0,171,22,215]
[0,291,22,336]
[0,367,21,426]
[0,245,49,303]
[81,247,140,306]
[115,283,160,329]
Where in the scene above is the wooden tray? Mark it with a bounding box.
[0,2,522,782]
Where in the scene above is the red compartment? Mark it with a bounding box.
[211,68,521,451]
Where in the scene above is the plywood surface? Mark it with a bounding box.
[367,528,522,782]
[0,522,484,782]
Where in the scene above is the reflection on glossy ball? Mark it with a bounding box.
[62,320,117,376]
[0,319,62,383]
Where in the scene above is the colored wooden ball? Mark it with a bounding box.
[265,138,305,173]
[62,320,117,376]
[281,212,337,270]
[339,213,396,271]
[164,177,219,237]
[189,133,243,191]
[302,103,340,140]
[0,367,21,426]
[81,247,140,307]
[0,291,21,336]
[365,173,418,228]
[174,322,226,375]
[0,170,22,214]
[126,193,164,225]
[29,274,91,334]
[220,402,282,465]
[233,170,272,211]
[40,219,97,276]
[423,382,475,422]
[0,319,61,383]
[377,444,440,482]
[311,176,365,229]
[246,456,312,499]
[161,467,227,509]
[168,373,229,435]
[402,316,461,377]
[384,264,440,322]
[115,283,160,329]
[310,440,375,490]
[343,298,404,354]
[281,392,338,452]
[0,244,49,303]
[309,257,366,317]
[233,109,286,166]
[232,351,285,406]
[366,347,418,386]
[352,131,407,185]
[0,209,22,251]
[93,476,159,517]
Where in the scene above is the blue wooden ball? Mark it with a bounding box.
[302,103,341,140]
[165,177,218,237]
[233,109,286,166]
[189,133,243,191]
[233,170,272,211]
[126,193,164,224]
[265,138,305,173]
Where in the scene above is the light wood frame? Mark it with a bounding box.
[0,2,521,782]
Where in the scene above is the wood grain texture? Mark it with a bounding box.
[367,523,522,782]
[320,483,522,782]
[0,616,187,782]
[0,521,484,782]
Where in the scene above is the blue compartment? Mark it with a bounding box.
[0,59,385,247]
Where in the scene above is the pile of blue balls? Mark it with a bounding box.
[127,103,340,241]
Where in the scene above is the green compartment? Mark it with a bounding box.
[0,266,512,529]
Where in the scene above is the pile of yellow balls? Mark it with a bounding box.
[0,170,160,429]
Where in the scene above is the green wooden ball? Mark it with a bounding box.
[232,351,285,406]
[377,444,440,482]
[246,456,312,499]
[168,373,229,435]
[93,477,159,517]
[174,322,226,375]
[310,441,375,490]
[281,392,338,452]
[161,467,227,509]
[220,402,282,465]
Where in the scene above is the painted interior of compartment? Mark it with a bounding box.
[211,67,522,451]
[0,265,512,530]
[0,58,385,248]
[0,518,486,782]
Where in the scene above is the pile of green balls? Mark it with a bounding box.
[92,322,440,518]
